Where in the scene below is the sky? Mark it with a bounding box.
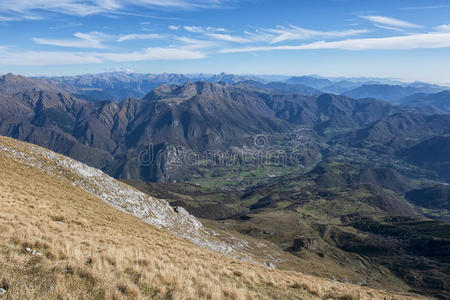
[0,0,450,83]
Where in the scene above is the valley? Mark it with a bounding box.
[1,72,450,299]
[0,136,424,299]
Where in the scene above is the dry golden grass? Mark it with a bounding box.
[0,137,425,299]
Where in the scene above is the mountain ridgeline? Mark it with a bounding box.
[2,72,450,298]
[45,72,262,101]
[0,73,449,183]
[39,72,449,103]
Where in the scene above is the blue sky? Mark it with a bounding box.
[0,0,450,83]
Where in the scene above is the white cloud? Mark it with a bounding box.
[0,0,234,21]
[180,25,250,43]
[435,24,450,32]
[243,30,274,42]
[361,15,421,29]
[205,33,250,43]
[0,49,103,65]
[0,14,40,22]
[0,16,19,22]
[220,32,450,53]
[0,1,110,19]
[184,26,204,33]
[32,31,109,48]
[102,47,205,62]
[250,25,368,44]
[169,25,180,30]
[175,37,218,49]
[206,26,226,32]
[118,33,165,42]
[0,46,205,65]
[373,24,405,32]
[125,0,232,10]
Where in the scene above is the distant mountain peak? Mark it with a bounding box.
[144,81,231,101]
[1,73,33,84]
[0,73,66,95]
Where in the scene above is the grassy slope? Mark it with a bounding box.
[0,136,423,299]
[124,165,450,298]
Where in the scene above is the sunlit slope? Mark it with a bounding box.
[0,136,423,299]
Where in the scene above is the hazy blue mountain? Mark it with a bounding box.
[320,80,361,94]
[343,84,444,102]
[285,76,333,89]
[207,72,262,84]
[40,72,449,104]
[47,72,192,101]
[400,90,450,113]
[238,80,322,95]
[45,72,264,101]
[285,76,361,94]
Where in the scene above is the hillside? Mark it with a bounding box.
[400,91,450,113]
[0,136,421,299]
[398,136,450,180]
[345,112,450,151]
[127,161,450,299]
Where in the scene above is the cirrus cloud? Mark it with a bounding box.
[205,32,250,43]
[243,25,369,44]
[0,0,235,21]
[0,46,206,66]
[117,33,165,42]
[360,15,422,30]
[32,31,109,48]
[220,31,450,53]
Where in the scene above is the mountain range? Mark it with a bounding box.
[44,72,261,101]
[1,73,450,181]
[1,72,450,298]
[343,84,443,102]
[27,71,448,103]
[399,90,450,113]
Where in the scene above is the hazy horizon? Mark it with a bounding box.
[2,71,449,87]
[0,0,450,83]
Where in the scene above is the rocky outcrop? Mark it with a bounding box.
[0,137,238,256]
